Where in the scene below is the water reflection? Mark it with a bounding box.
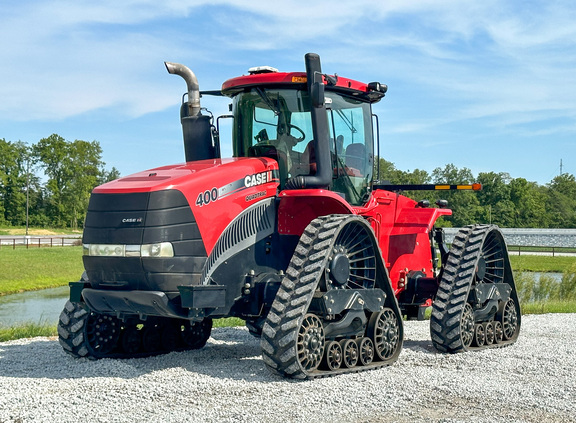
[0,286,68,326]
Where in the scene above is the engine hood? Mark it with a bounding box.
[94,157,278,194]
[91,157,280,255]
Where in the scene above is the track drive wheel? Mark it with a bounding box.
[430,225,521,353]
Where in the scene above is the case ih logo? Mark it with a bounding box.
[244,171,271,188]
[121,217,143,224]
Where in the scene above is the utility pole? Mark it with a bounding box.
[25,158,30,237]
[560,159,563,176]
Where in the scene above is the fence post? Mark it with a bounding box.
[13,239,16,250]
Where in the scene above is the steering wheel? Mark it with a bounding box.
[288,124,306,142]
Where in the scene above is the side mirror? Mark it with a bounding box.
[311,81,325,108]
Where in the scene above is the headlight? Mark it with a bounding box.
[83,242,174,258]
[87,244,125,257]
[141,242,174,258]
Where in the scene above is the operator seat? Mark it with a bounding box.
[345,143,366,176]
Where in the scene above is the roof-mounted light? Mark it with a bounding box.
[368,81,388,94]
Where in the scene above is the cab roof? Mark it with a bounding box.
[221,71,386,103]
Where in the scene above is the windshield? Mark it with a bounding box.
[232,88,373,205]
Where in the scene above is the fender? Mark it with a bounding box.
[277,189,356,236]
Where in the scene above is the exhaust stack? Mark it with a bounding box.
[165,61,201,117]
[165,61,219,162]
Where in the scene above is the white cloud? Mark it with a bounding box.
[1,0,575,133]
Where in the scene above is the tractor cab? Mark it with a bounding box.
[222,65,385,206]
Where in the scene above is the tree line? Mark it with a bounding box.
[1,135,575,229]
[0,134,119,229]
[375,158,576,228]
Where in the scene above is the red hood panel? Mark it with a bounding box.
[93,157,280,255]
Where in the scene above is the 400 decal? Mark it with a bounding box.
[195,188,218,207]
[195,170,280,207]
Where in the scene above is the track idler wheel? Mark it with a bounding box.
[297,314,325,373]
[460,303,475,349]
[368,308,402,361]
[501,298,519,340]
[58,300,121,358]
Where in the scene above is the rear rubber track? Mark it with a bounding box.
[430,224,520,353]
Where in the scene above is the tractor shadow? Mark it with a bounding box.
[0,328,439,382]
[0,329,281,383]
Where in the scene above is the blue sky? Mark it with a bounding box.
[1,0,575,185]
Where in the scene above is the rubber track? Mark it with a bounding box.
[430,224,519,353]
[58,300,210,359]
[260,215,400,379]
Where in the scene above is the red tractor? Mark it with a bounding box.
[58,53,520,378]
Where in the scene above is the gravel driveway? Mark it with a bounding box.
[1,314,575,423]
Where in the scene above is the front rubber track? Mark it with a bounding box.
[58,300,212,359]
[430,224,521,353]
[260,215,402,379]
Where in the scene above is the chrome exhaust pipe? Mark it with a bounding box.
[165,61,201,117]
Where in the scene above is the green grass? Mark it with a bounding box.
[509,254,576,273]
[521,301,576,314]
[0,322,57,342]
[0,246,84,295]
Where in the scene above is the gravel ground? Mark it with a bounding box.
[1,314,575,423]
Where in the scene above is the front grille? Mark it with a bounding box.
[83,189,207,292]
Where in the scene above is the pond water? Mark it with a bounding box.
[0,286,69,326]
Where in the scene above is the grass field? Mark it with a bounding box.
[0,246,84,295]
[0,227,82,236]
[509,254,576,273]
